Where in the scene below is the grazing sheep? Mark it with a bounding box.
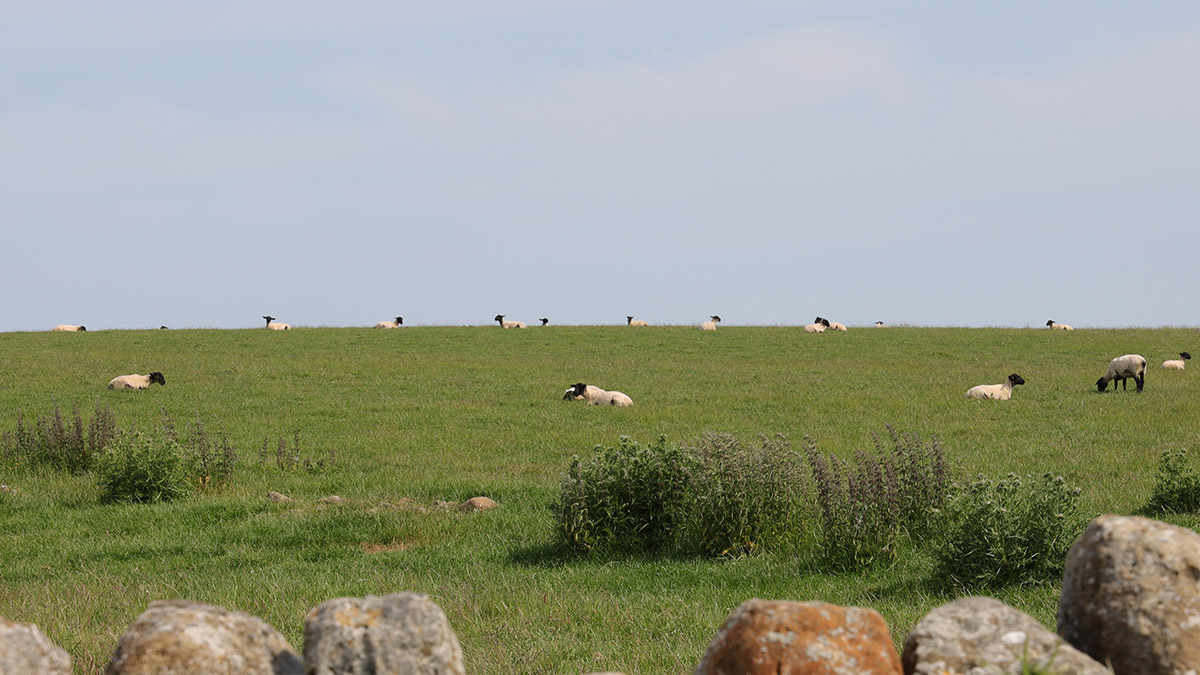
[965,373,1026,400]
[1046,320,1074,331]
[494,314,526,329]
[263,316,291,330]
[540,318,549,326]
[374,316,404,329]
[699,315,721,331]
[1163,352,1192,371]
[562,382,633,407]
[627,316,648,327]
[108,372,166,390]
[1097,354,1147,392]
[875,321,887,327]
[52,325,86,332]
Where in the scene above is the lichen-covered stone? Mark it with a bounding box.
[0,618,71,674]
[105,599,303,674]
[695,599,901,674]
[303,592,464,675]
[1058,514,1200,674]
[902,596,1107,675]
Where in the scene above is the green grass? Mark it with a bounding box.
[1,325,1197,673]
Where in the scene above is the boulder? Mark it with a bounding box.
[459,496,499,512]
[105,599,303,674]
[902,596,1107,675]
[1058,514,1200,674]
[267,491,291,502]
[695,599,901,674]
[0,618,71,674]
[304,592,464,675]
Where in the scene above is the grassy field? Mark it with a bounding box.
[1,325,1197,673]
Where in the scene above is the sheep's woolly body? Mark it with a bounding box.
[1163,352,1191,371]
[52,325,85,332]
[1097,354,1147,392]
[965,374,1025,400]
[374,317,403,329]
[1046,320,1074,331]
[699,316,721,331]
[803,323,826,333]
[108,372,166,390]
[563,383,633,407]
[263,316,290,330]
[494,315,526,329]
[828,321,847,332]
[627,316,648,327]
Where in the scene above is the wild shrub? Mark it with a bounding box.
[258,431,334,473]
[0,404,115,473]
[676,432,811,557]
[933,472,1082,590]
[554,435,690,554]
[97,430,195,504]
[1141,448,1200,515]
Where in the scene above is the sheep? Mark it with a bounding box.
[159,326,169,330]
[562,382,633,407]
[52,325,86,332]
[1046,320,1074,331]
[108,372,166,390]
[1097,354,1147,392]
[803,322,826,333]
[263,316,291,330]
[1163,352,1192,371]
[965,373,1025,400]
[374,316,404,329]
[627,316,648,327]
[827,319,848,332]
[875,321,887,327]
[699,315,721,331]
[540,318,549,326]
[494,314,526,329]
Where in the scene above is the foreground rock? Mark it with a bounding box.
[695,599,901,674]
[902,596,1106,675]
[459,496,498,512]
[1058,514,1200,674]
[304,592,464,675]
[105,600,303,674]
[0,618,71,674]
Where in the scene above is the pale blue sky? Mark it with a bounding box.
[3,2,1198,330]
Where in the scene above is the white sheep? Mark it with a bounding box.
[108,372,166,390]
[803,322,826,333]
[494,314,526,329]
[263,316,291,330]
[1163,352,1192,371]
[374,316,404,329]
[875,321,887,327]
[1097,354,1147,392]
[1046,320,1074,331]
[52,324,86,332]
[562,382,633,407]
[828,320,848,332]
[627,316,648,327]
[699,315,721,331]
[965,373,1025,400]
[539,318,549,326]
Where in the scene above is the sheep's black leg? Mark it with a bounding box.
[1136,373,1144,392]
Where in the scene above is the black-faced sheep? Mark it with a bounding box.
[627,316,648,327]
[1046,320,1074,331]
[966,373,1025,400]
[108,372,166,390]
[699,315,721,331]
[1163,352,1192,371]
[494,314,526,329]
[562,382,633,406]
[374,316,403,329]
[263,316,291,330]
[1097,354,1147,392]
[540,318,549,326]
[52,325,86,332]
[875,321,887,327]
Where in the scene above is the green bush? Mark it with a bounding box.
[933,472,1082,590]
[96,430,195,504]
[1141,448,1200,515]
[0,404,115,474]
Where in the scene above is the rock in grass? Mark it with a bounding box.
[459,496,498,512]
[303,593,464,675]
[902,596,1107,675]
[1058,514,1200,673]
[105,599,303,674]
[267,491,291,502]
[695,599,901,674]
[0,618,71,674]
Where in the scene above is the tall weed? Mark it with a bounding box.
[1141,448,1200,515]
[0,404,115,473]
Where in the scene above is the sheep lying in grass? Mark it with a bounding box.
[699,315,721,331]
[562,382,633,406]
[494,314,526,329]
[815,317,847,332]
[52,325,86,332]
[966,373,1025,400]
[1046,320,1074,331]
[263,316,291,330]
[1163,352,1192,371]
[627,316,648,327]
[374,316,403,329]
[875,321,887,327]
[803,321,826,333]
[108,372,166,390]
[1097,354,1147,392]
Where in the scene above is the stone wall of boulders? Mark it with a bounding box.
[4,514,1198,674]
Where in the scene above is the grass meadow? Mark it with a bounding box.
[1,325,1198,673]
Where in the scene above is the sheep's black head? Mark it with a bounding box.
[494,314,505,323]
[263,316,275,324]
[396,317,403,325]
[1046,320,1055,327]
[1096,377,1109,392]
[149,372,166,386]
[1008,374,1025,386]
[627,316,635,323]
[78,326,87,331]
[160,326,168,330]
[820,318,831,327]
[540,318,549,325]
[1182,352,1192,360]
[711,315,721,322]
[564,383,588,400]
